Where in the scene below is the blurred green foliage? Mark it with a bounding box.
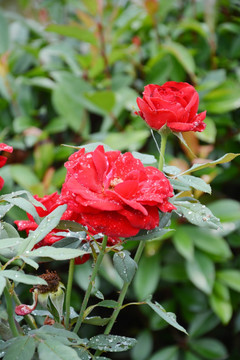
[1,0,240,359]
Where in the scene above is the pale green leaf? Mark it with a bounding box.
[186,251,215,294]
[46,24,97,45]
[180,153,240,175]
[3,336,36,360]
[0,270,47,285]
[28,246,89,261]
[113,251,137,283]
[146,300,188,334]
[88,334,137,352]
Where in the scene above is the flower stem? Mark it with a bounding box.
[4,285,20,337]
[65,258,75,329]
[73,235,108,334]
[103,240,146,336]
[158,132,168,172]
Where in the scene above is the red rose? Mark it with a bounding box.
[14,192,118,264]
[0,143,13,190]
[136,82,206,132]
[60,145,175,238]
[14,192,91,264]
[15,192,70,246]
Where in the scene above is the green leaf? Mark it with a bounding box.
[188,311,220,339]
[127,227,173,242]
[173,227,194,260]
[0,204,13,219]
[192,229,232,261]
[52,85,84,132]
[34,142,55,179]
[163,166,181,176]
[134,253,161,300]
[0,238,22,250]
[13,116,39,133]
[20,256,39,270]
[162,42,195,76]
[84,316,109,326]
[31,325,84,345]
[37,338,81,360]
[186,251,215,294]
[10,165,40,192]
[131,330,153,360]
[210,291,232,324]
[179,226,232,261]
[0,11,9,53]
[0,222,19,238]
[28,246,89,261]
[176,19,209,39]
[0,270,47,285]
[170,179,191,191]
[146,300,188,334]
[208,199,240,222]
[180,153,240,175]
[0,276,6,296]
[217,270,240,292]
[49,286,65,319]
[46,24,97,45]
[178,175,211,194]
[97,300,118,308]
[99,254,123,289]
[3,336,36,360]
[18,204,67,254]
[149,346,178,360]
[113,251,137,283]
[174,201,221,230]
[84,91,115,113]
[104,130,150,152]
[5,197,40,224]
[56,220,87,232]
[184,351,201,360]
[203,81,240,113]
[189,338,228,359]
[88,334,137,352]
[132,152,157,165]
[74,261,100,292]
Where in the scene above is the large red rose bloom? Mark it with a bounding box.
[136,82,206,132]
[60,145,175,238]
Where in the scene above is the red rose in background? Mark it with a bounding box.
[60,145,175,238]
[0,143,13,191]
[136,82,206,132]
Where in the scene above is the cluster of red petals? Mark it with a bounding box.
[0,143,13,191]
[14,191,120,264]
[60,145,175,238]
[14,192,91,264]
[136,82,206,132]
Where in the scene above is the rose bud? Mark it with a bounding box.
[136,82,206,133]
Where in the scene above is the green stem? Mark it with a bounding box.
[103,240,146,336]
[65,258,75,329]
[4,285,20,337]
[73,235,108,334]
[158,132,168,172]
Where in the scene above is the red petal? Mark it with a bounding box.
[0,143,13,153]
[0,177,4,191]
